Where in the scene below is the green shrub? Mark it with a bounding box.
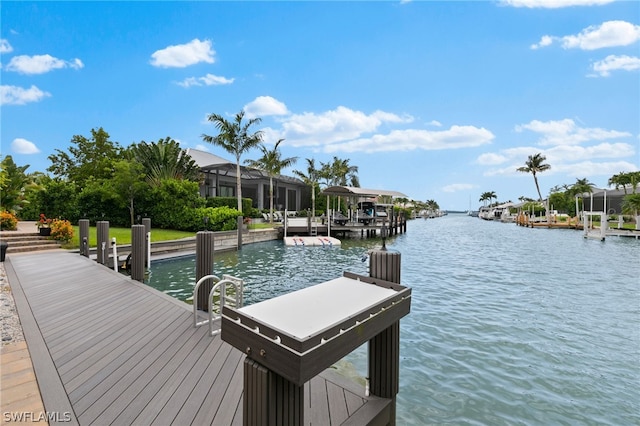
[178,206,241,232]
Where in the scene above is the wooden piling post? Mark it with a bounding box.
[237,216,243,250]
[369,250,402,425]
[196,231,215,311]
[243,358,304,426]
[96,221,109,265]
[79,219,90,257]
[131,224,145,282]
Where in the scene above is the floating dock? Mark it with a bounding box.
[284,236,341,247]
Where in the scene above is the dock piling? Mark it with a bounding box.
[196,231,215,310]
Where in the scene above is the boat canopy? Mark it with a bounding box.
[320,186,407,198]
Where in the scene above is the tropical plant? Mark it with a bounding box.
[245,139,297,224]
[621,193,640,216]
[608,171,640,195]
[293,158,323,218]
[568,178,594,197]
[130,137,200,186]
[0,155,31,213]
[319,157,359,211]
[516,153,551,202]
[202,111,264,213]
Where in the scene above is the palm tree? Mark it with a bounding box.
[569,178,595,197]
[486,191,497,206]
[245,139,297,224]
[621,194,640,216]
[517,153,551,202]
[609,171,640,195]
[202,111,263,213]
[293,158,321,218]
[320,157,359,211]
[130,137,200,187]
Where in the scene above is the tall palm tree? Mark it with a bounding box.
[245,139,297,224]
[202,111,263,213]
[486,191,497,206]
[517,153,551,202]
[609,171,640,195]
[320,157,359,211]
[569,178,595,197]
[293,158,321,218]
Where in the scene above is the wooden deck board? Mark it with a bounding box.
[5,251,390,426]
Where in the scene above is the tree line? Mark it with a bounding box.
[478,153,640,217]
[1,110,422,230]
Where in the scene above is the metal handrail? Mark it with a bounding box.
[193,274,244,336]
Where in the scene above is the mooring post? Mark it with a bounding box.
[96,221,109,265]
[79,219,90,257]
[131,224,145,282]
[237,216,243,250]
[196,231,215,311]
[243,358,304,426]
[369,250,402,425]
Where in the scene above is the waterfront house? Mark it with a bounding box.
[186,148,309,212]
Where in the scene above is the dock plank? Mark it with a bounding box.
[6,251,390,426]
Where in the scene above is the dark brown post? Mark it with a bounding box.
[131,224,145,282]
[369,250,402,425]
[244,358,304,426]
[96,221,109,265]
[196,231,215,311]
[79,219,90,257]
[237,216,243,250]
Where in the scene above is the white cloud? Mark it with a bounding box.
[277,106,414,147]
[502,0,613,8]
[324,126,494,154]
[0,85,51,105]
[442,183,476,193]
[482,141,636,177]
[150,38,215,68]
[5,54,84,74]
[427,120,442,127]
[477,153,508,165]
[515,118,631,146]
[11,138,40,154]
[244,96,289,119]
[177,73,234,87]
[554,161,638,177]
[591,55,640,77]
[532,21,640,50]
[0,39,12,54]
[530,35,553,50]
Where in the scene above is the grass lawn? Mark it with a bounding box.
[67,226,196,249]
[66,223,276,249]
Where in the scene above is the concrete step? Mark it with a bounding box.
[1,231,63,253]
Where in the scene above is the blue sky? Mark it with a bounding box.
[2,0,639,211]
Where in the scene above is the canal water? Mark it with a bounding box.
[147,214,640,425]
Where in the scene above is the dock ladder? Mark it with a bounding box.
[193,274,244,336]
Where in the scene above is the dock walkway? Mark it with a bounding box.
[4,251,389,425]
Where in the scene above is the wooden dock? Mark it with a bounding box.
[4,251,391,425]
